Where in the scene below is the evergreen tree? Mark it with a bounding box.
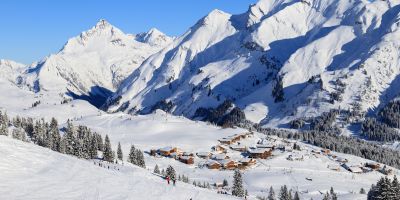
[103,134,114,162]
[329,187,337,200]
[153,164,160,174]
[0,111,9,136]
[223,179,228,187]
[166,165,176,180]
[360,188,366,194]
[49,118,61,152]
[268,186,276,200]
[272,76,285,102]
[88,134,98,159]
[117,142,123,161]
[128,145,137,165]
[232,169,245,197]
[279,185,291,200]
[135,149,146,168]
[64,120,76,155]
[293,191,300,200]
[322,192,330,200]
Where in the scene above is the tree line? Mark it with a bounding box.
[0,111,145,168]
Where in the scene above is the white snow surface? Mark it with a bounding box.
[105,0,400,127]
[0,136,238,200]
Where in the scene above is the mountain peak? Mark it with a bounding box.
[94,19,112,30]
[135,28,173,46]
[0,59,25,69]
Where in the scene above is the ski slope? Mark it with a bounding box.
[0,136,237,200]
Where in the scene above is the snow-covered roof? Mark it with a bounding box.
[218,159,235,165]
[249,148,271,154]
[211,154,227,160]
[159,146,175,152]
[197,152,211,157]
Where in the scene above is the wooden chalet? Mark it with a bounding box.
[248,148,273,159]
[365,163,380,170]
[206,160,221,170]
[196,152,212,159]
[219,159,237,170]
[230,144,247,152]
[212,145,227,153]
[239,158,257,167]
[211,154,230,161]
[179,156,194,165]
[159,146,178,157]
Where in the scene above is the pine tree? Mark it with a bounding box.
[272,76,285,102]
[279,185,291,200]
[117,142,123,161]
[103,135,114,162]
[49,118,61,152]
[154,164,160,174]
[322,192,330,200]
[64,120,76,155]
[88,134,98,159]
[232,169,245,197]
[128,145,137,165]
[166,165,176,180]
[293,191,300,200]
[360,188,366,194]
[0,111,9,136]
[392,175,400,199]
[330,187,337,200]
[268,186,276,200]
[135,149,146,168]
[223,179,228,187]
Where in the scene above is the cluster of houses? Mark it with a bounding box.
[310,148,394,175]
[149,132,278,171]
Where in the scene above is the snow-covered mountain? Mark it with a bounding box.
[105,0,400,126]
[0,59,26,83]
[15,20,173,107]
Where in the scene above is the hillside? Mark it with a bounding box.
[9,20,173,107]
[105,0,400,128]
[0,136,237,200]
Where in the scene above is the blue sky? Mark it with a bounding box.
[0,0,256,64]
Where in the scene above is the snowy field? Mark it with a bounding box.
[0,136,238,200]
[0,79,397,199]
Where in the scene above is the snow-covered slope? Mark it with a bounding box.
[107,0,400,127]
[0,59,26,83]
[17,19,172,107]
[0,136,236,200]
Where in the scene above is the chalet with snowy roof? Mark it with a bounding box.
[159,146,178,157]
[342,163,363,173]
[212,145,227,153]
[336,157,348,163]
[365,162,380,170]
[218,138,234,145]
[179,156,194,165]
[256,144,275,149]
[248,148,273,159]
[196,152,212,159]
[211,154,230,161]
[219,159,237,170]
[238,158,256,168]
[230,144,247,152]
[205,160,221,170]
[321,149,331,155]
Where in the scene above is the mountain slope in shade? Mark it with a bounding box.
[18,20,173,107]
[106,0,400,127]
